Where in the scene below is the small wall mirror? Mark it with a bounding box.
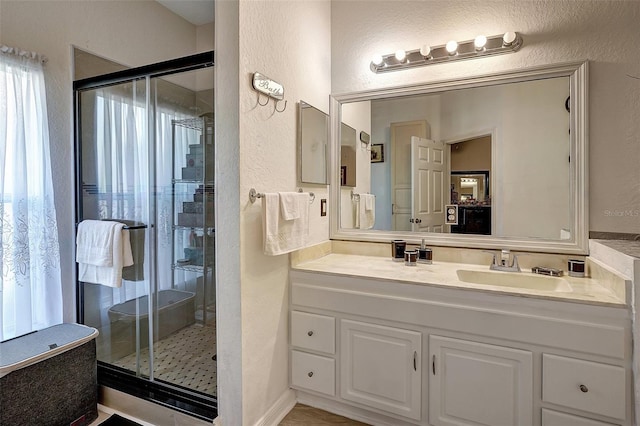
[340,123,357,187]
[330,61,588,254]
[298,100,328,185]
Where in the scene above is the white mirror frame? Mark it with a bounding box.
[329,61,589,254]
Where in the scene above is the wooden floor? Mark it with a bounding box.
[279,404,370,425]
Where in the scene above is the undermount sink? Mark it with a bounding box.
[456,269,572,292]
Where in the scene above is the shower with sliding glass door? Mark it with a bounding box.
[74,52,216,420]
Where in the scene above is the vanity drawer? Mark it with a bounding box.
[542,409,619,426]
[291,350,335,396]
[542,354,625,420]
[291,310,335,354]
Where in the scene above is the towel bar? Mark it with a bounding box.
[75,221,148,230]
[249,188,315,204]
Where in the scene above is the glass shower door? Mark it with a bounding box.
[78,78,154,378]
[149,70,216,396]
[75,54,216,418]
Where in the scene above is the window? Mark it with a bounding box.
[0,47,62,340]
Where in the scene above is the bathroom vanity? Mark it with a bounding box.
[288,245,632,426]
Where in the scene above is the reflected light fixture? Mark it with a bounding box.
[370,31,523,73]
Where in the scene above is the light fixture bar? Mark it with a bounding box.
[370,32,523,74]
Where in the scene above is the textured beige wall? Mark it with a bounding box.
[451,137,492,171]
[237,1,331,424]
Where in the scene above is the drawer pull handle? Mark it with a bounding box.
[308,371,314,378]
[579,384,589,393]
[307,330,314,336]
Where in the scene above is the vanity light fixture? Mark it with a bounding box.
[371,53,384,67]
[445,40,458,55]
[474,35,487,51]
[370,31,523,73]
[395,49,407,63]
[419,45,432,59]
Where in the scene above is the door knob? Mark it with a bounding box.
[579,384,588,393]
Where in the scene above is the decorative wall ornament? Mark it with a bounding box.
[252,72,287,112]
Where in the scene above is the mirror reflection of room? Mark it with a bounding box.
[298,101,329,185]
[449,136,492,235]
[340,122,357,187]
[339,75,572,241]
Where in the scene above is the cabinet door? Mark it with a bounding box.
[542,409,619,426]
[429,335,533,426]
[340,319,422,420]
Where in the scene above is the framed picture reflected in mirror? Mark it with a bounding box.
[371,144,384,163]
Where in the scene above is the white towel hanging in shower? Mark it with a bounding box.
[76,220,133,288]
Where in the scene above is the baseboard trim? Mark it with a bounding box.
[296,391,418,426]
[253,389,297,426]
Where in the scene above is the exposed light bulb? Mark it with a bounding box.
[445,40,458,55]
[395,49,407,62]
[474,35,487,50]
[371,54,384,66]
[503,31,517,46]
[420,45,432,59]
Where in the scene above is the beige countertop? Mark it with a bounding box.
[292,253,627,307]
[592,239,640,259]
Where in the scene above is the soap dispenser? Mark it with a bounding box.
[418,239,432,264]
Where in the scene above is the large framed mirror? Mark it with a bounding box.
[329,61,588,254]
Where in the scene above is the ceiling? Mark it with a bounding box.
[156,0,214,26]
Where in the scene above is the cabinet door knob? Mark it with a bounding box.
[308,371,314,377]
[307,330,314,336]
[579,384,588,393]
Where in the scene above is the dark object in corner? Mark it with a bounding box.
[100,414,143,426]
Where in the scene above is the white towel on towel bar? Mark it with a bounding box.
[279,191,305,220]
[263,193,309,255]
[359,194,375,229]
[76,220,120,266]
[364,193,374,211]
[76,220,133,288]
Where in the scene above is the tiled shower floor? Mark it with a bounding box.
[111,319,216,396]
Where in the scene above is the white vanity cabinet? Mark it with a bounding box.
[429,335,533,426]
[340,319,422,420]
[290,310,336,396]
[289,269,632,426]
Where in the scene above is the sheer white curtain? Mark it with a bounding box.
[91,86,198,305]
[93,84,150,305]
[0,47,62,341]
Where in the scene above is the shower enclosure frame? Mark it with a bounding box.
[73,51,216,421]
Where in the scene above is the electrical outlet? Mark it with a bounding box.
[445,204,458,225]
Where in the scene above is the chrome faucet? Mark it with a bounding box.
[486,249,521,272]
